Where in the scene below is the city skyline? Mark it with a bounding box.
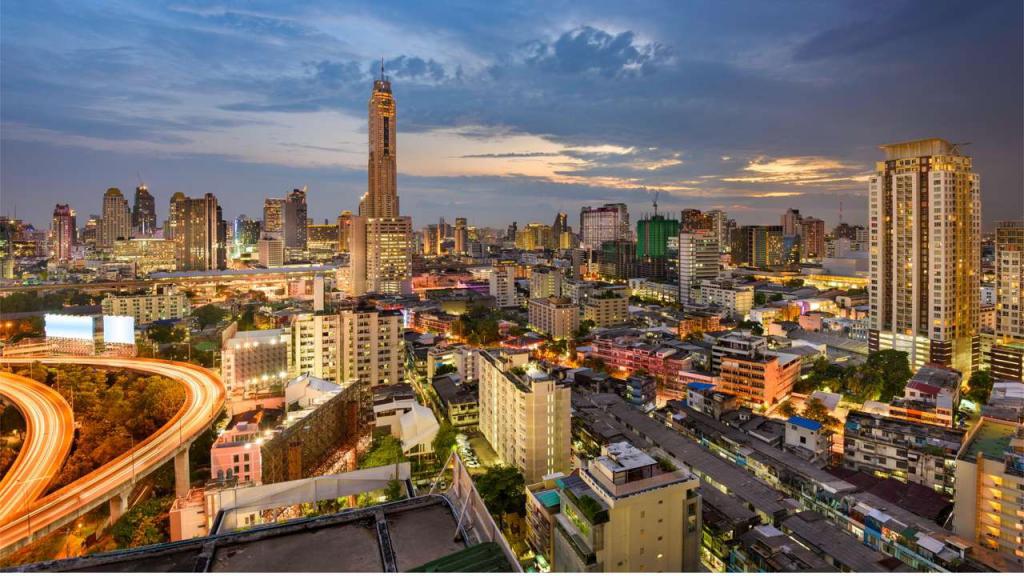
[2,0,1022,230]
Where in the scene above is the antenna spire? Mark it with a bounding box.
[380,57,385,81]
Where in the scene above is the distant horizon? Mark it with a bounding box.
[2,1,1021,231]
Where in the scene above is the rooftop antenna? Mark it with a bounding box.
[839,199,843,225]
[950,141,972,156]
[380,57,385,81]
[652,189,660,217]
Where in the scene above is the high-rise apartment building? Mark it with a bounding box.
[995,221,1024,340]
[170,193,227,271]
[284,188,308,261]
[165,192,186,241]
[50,204,75,263]
[263,198,284,239]
[705,209,729,252]
[132,184,157,236]
[530,265,562,299]
[478,349,571,483]
[868,138,980,376]
[350,66,413,296]
[337,211,352,253]
[289,303,403,387]
[489,263,518,308]
[731,225,783,267]
[679,230,719,300]
[800,217,826,260]
[98,187,131,249]
[680,208,712,232]
[781,208,802,237]
[552,442,702,572]
[580,203,630,250]
[454,217,468,255]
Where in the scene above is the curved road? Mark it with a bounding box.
[0,371,74,525]
[0,357,225,552]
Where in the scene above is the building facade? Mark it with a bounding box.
[528,297,580,340]
[995,221,1024,341]
[868,138,980,377]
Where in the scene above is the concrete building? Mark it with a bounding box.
[290,312,341,382]
[843,410,963,496]
[678,230,718,301]
[221,324,290,397]
[698,279,754,320]
[887,363,962,428]
[50,204,75,263]
[285,374,341,409]
[258,237,285,268]
[111,238,177,274]
[478,349,571,483]
[717,351,800,408]
[953,418,1024,562]
[98,188,131,250]
[552,442,702,572]
[170,192,227,271]
[995,221,1024,340]
[131,184,157,236]
[530,265,562,299]
[580,203,630,250]
[211,421,264,485]
[289,304,403,388]
[868,138,980,377]
[528,297,580,340]
[783,416,830,463]
[582,290,628,328]
[488,263,518,308]
[101,291,190,324]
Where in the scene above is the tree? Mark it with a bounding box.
[192,304,227,329]
[966,370,994,405]
[432,422,457,464]
[475,465,525,527]
[434,363,457,377]
[778,400,798,418]
[574,319,596,340]
[361,434,406,468]
[737,320,764,335]
[754,292,767,306]
[802,398,830,422]
[862,350,913,401]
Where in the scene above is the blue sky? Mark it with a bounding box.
[2,0,1021,230]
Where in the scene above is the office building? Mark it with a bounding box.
[284,188,308,261]
[170,193,227,271]
[731,225,783,267]
[704,209,729,252]
[528,297,579,340]
[599,239,636,281]
[50,204,75,263]
[580,203,630,250]
[350,66,413,296]
[336,211,352,253]
[636,213,679,281]
[715,336,800,407]
[165,192,186,241]
[516,222,554,251]
[488,263,518,307]
[98,187,131,249]
[679,230,718,300]
[995,221,1024,340]
[800,217,826,261]
[258,237,285,268]
[698,279,754,320]
[552,442,702,572]
[111,238,177,275]
[868,138,980,376]
[221,323,290,397]
[132,184,157,236]
[454,217,468,255]
[478,349,571,483]
[307,221,339,261]
[102,290,190,324]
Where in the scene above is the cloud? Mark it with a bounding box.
[524,26,671,77]
[722,156,869,186]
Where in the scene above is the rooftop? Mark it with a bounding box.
[787,416,822,432]
[960,418,1020,463]
[12,496,498,573]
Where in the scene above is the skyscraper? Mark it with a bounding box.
[170,193,227,271]
[132,184,157,236]
[350,64,413,296]
[453,217,468,255]
[868,138,980,376]
[98,187,131,249]
[337,210,352,253]
[580,203,630,250]
[995,221,1024,341]
[263,198,284,239]
[781,208,802,237]
[636,213,679,280]
[284,188,308,261]
[679,229,719,301]
[165,192,186,241]
[50,204,75,263]
[704,209,729,252]
[680,208,711,232]
[800,217,826,260]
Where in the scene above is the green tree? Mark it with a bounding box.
[754,292,767,306]
[192,304,227,329]
[737,320,764,335]
[862,349,913,401]
[475,465,525,527]
[432,422,457,464]
[574,319,596,340]
[434,363,457,377]
[802,398,830,422]
[361,434,406,468]
[966,370,994,405]
[778,400,798,418]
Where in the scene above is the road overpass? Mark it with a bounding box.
[0,357,225,555]
[0,371,74,525]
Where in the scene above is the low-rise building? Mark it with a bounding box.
[101,290,190,324]
[843,410,963,496]
[432,374,479,428]
[685,383,741,420]
[698,279,754,320]
[677,312,721,339]
[211,421,264,485]
[284,373,342,409]
[525,473,565,569]
[552,442,702,572]
[528,296,579,340]
[716,350,800,408]
[889,363,962,428]
[783,416,830,463]
[582,290,628,328]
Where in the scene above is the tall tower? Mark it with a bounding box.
[171,193,226,271]
[98,188,131,249]
[868,138,980,376]
[350,61,412,296]
[284,188,308,262]
[132,184,157,236]
[50,204,75,263]
[995,221,1024,341]
[454,217,468,255]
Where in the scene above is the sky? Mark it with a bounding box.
[1,0,1021,231]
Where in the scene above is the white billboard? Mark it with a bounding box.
[103,315,136,345]
[44,314,94,341]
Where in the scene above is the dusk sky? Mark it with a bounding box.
[2,0,1021,231]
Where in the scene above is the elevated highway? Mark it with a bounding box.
[0,357,225,554]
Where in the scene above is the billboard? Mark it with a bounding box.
[44,314,94,341]
[103,315,136,345]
